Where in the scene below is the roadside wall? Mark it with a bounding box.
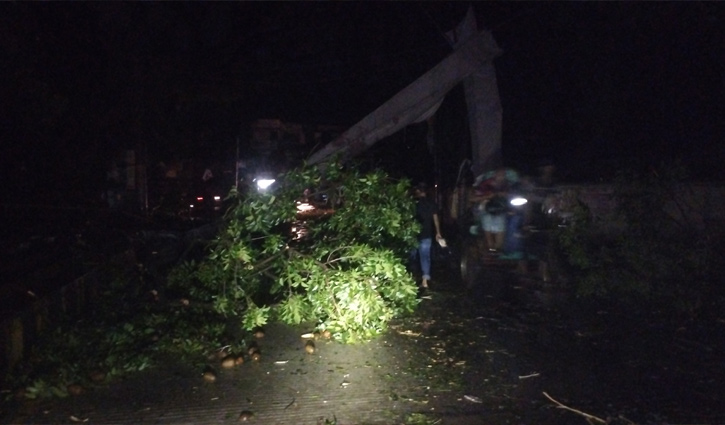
[1,250,138,381]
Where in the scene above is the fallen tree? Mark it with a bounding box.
[167,162,421,342]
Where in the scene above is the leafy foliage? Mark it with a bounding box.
[558,164,725,318]
[4,268,233,402]
[171,161,421,342]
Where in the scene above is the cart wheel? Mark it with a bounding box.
[460,236,483,289]
[543,241,569,286]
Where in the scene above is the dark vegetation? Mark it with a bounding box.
[558,165,725,323]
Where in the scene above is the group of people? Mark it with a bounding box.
[472,163,558,251]
[470,167,521,255]
[410,160,557,290]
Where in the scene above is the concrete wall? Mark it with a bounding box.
[1,250,138,380]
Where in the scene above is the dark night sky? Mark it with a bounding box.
[1,2,723,200]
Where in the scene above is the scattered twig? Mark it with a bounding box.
[617,415,637,425]
[463,395,483,403]
[284,397,296,409]
[518,372,540,379]
[542,392,606,424]
[674,336,714,352]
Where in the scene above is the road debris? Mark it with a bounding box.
[238,410,254,421]
[284,397,296,409]
[463,395,483,403]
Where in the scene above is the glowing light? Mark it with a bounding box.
[510,197,527,206]
[296,202,315,212]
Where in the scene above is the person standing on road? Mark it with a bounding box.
[413,182,443,291]
[526,158,559,282]
[471,167,519,252]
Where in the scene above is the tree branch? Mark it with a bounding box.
[288,247,330,270]
[542,392,606,424]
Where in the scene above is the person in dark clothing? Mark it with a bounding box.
[105,160,124,210]
[527,159,559,282]
[412,182,443,290]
